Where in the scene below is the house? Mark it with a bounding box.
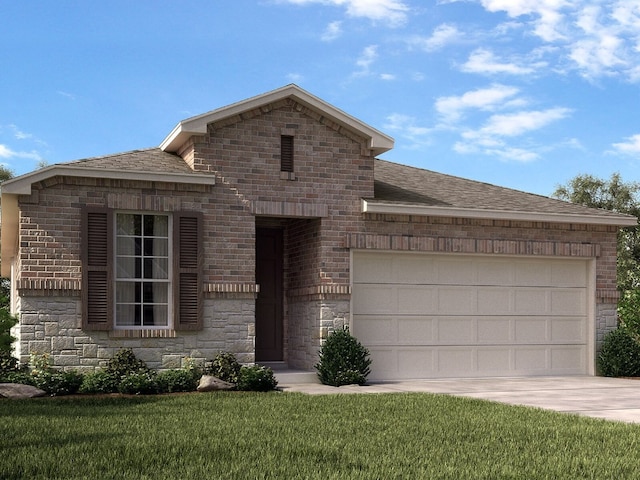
[1,85,636,381]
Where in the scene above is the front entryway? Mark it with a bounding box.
[255,227,284,361]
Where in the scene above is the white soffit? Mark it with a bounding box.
[160,84,395,155]
[362,199,639,227]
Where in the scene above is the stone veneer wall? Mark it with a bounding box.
[287,297,350,370]
[15,295,256,371]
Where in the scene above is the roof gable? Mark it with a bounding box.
[159,84,394,156]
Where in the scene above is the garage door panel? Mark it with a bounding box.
[397,287,437,314]
[352,252,590,380]
[437,287,477,314]
[551,318,586,342]
[352,285,396,314]
[437,318,476,344]
[477,318,512,343]
[551,289,586,315]
[398,317,435,344]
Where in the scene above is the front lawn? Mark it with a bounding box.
[2,392,640,479]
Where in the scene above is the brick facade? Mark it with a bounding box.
[7,93,624,375]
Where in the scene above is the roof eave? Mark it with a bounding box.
[159,84,395,155]
[2,165,216,195]
[362,200,639,227]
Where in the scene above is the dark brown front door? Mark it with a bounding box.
[255,227,284,361]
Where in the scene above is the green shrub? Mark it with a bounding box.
[0,370,34,386]
[236,365,278,392]
[32,370,84,396]
[0,307,17,354]
[79,370,119,394]
[204,352,241,384]
[598,328,640,377]
[156,369,199,393]
[618,290,640,334]
[118,371,158,395]
[105,348,150,379]
[315,327,371,386]
[0,350,19,378]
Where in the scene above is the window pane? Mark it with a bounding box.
[142,282,169,303]
[116,257,141,279]
[144,215,168,237]
[117,214,141,236]
[116,304,140,326]
[143,305,168,326]
[116,281,139,302]
[143,238,168,257]
[144,258,168,279]
[117,237,140,256]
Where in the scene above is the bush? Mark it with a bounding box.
[156,369,199,393]
[315,327,371,386]
[0,370,34,386]
[236,365,278,392]
[105,348,150,379]
[0,350,19,378]
[618,290,640,334]
[204,352,241,384]
[79,370,119,394]
[118,371,158,395]
[0,308,17,354]
[32,370,84,396]
[598,328,640,377]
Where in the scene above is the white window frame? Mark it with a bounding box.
[113,212,173,330]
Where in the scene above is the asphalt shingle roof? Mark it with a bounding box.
[64,148,194,174]
[56,149,632,222]
[373,159,629,219]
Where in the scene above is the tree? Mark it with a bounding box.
[553,173,640,291]
[0,165,14,183]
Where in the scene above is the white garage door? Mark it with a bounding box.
[352,251,591,380]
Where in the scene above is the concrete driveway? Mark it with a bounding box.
[278,376,640,424]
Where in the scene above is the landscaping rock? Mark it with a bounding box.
[197,375,235,392]
[0,383,47,399]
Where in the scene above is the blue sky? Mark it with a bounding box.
[2,0,640,196]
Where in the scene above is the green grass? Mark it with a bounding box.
[2,392,640,479]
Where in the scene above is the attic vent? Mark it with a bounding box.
[280,135,294,173]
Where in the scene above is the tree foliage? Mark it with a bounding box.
[553,173,640,291]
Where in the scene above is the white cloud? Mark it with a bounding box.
[353,45,378,76]
[384,113,432,147]
[480,0,570,42]
[0,144,42,161]
[435,84,521,123]
[461,48,541,75]
[465,107,571,138]
[453,106,571,163]
[286,73,305,83]
[321,21,342,41]
[612,134,640,156]
[475,0,640,82]
[380,73,396,80]
[410,24,462,52]
[283,0,409,27]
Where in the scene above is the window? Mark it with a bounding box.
[82,207,202,332]
[115,213,170,328]
[280,135,294,173]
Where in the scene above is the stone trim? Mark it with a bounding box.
[345,233,601,257]
[17,279,81,297]
[289,284,351,301]
[110,329,178,339]
[597,289,621,303]
[203,283,259,300]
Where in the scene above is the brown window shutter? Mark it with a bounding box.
[81,207,113,330]
[174,211,203,331]
[281,135,294,172]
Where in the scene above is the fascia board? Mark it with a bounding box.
[362,199,639,227]
[1,193,19,277]
[160,84,395,155]
[1,166,216,195]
